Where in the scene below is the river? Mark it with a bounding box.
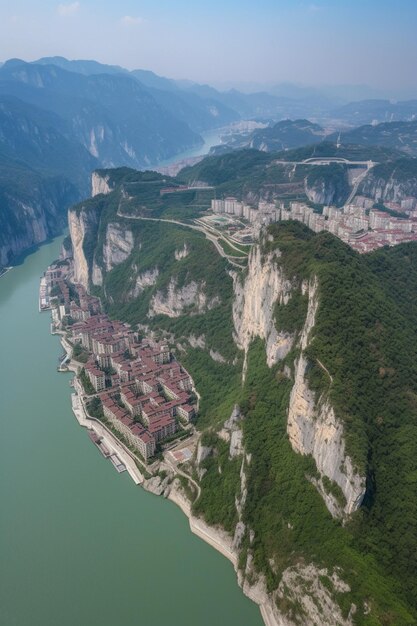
[154,128,225,168]
[0,237,263,626]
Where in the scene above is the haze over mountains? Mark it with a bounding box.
[1,55,417,268]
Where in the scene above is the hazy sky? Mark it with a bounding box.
[0,0,416,92]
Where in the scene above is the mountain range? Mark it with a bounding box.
[2,55,417,269]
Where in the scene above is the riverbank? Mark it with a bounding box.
[167,483,286,626]
[70,391,144,485]
[44,268,279,626]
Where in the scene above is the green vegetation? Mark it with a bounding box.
[193,433,242,532]
[275,141,402,163]
[241,340,414,624]
[87,397,104,419]
[305,163,350,207]
[76,158,417,621]
[263,224,417,615]
[72,342,89,363]
[217,238,248,258]
[321,475,346,509]
[275,289,308,334]
[79,368,95,395]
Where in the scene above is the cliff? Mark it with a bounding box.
[358,157,417,203]
[66,178,417,625]
[286,279,365,517]
[0,166,79,267]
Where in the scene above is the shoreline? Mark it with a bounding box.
[50,291,281,626]
[167,485,282,626]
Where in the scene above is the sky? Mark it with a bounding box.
[0,0,416,95]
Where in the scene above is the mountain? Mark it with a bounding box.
[0,57,210,267]
[0,154,79,267]
[331,120,417,157]
[65,167,417,625]
[0,95,97,192]
[0,59,202,168]
[34,57,240,133]
[0,94,98,268]
[330,99,417,126]
[218,119,328,153]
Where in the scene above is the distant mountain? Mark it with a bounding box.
[34,58,240,133]
[332,120,417,157]
[33,56,128,77]
[0,153,79,267]
[0,95,97,193]
[330,99,417,126]
[0,59,201,168]
[218,119,327,153]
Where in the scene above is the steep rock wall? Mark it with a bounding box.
[359,168,417,203]
[0,180,77,267]
[287,280,366,516]
[68,205,100,289]
[102,223,134,272]
[91,171,112,197]
[149,278,219,318]
[233,246,294,373]
[129,267,159,299]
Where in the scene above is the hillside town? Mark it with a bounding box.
[42,269,196,462]
[211,195,417,253]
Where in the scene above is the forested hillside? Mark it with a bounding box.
[67,160,417,623]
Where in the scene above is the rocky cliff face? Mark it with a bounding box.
[305,165,350,206]
[232,247,365,518]
[233,246,294,376]
[149,278,220,318]
[0,176,78,267]
[68,204,100,289]
[91,171,113,197]
[287,279,365,517]
[358,161,417,203]
[102,223,134,272]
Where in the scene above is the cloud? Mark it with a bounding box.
[120,15,143,26]
[308,3,321,12]
[57,2,80,17]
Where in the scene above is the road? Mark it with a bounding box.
[117,211,247,269]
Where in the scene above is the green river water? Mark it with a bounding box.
[0,237,264,626]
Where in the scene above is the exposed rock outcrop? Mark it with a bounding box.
[102,223,134,272]
[0,180,78,267]
[275,564,354,626]
[359,165,417,204]
[68,206,100,289]
[130,267,159,298]
[149,278,220,318]
[233,246,294,376]
[287,279,366,516]
[175,243,189,260]
[91,171,112,197]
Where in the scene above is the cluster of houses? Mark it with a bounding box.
[212,197,279,225]
[211,195,417,253]
[68,304,196,461]
[281,201,417,253]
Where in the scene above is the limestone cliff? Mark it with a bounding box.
[149,278,220,318]
[358,160,417,204]
[232,245,365,517]
[287,279,366,516]
[68,204,101,289]
[91,171,113,197]
[102,223,134,272]
[233,246,294,374]
[0,177,78,267]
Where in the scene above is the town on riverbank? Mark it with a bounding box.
[40,258,199,483]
